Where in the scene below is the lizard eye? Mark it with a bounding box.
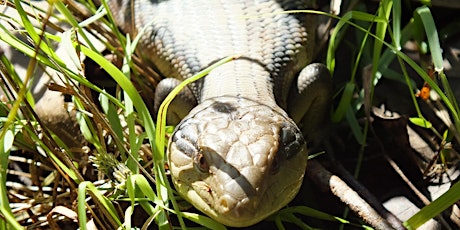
[194,152,209,172]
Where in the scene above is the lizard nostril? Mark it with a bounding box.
[220,198,228,209]
[217,195,237,214]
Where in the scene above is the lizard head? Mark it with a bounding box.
[168,96,307,227]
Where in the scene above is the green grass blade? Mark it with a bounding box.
[281,206,347,223]
[128,175,158,202]
[326,10,387,75]
[77,182,89,230]
[0,47,35,107]
[0,26,61,70]
[0,206,24,230]
[78,45,151,135]
[392,0,402,49]
[404,180,460,229]
[372,0,392,76]
[332,82,355,122]
[53,0,99,51]
[414,6,443,71]
[346,106,364,145]
[99,92,124,145]
[124,174,166,226]
[78,181,122,229]
[0,130,23,230]
[271,206,372,229]
[182,212,227,230]
[12,0,63,64]
[377,21,417,85]
[121,36,139,172]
